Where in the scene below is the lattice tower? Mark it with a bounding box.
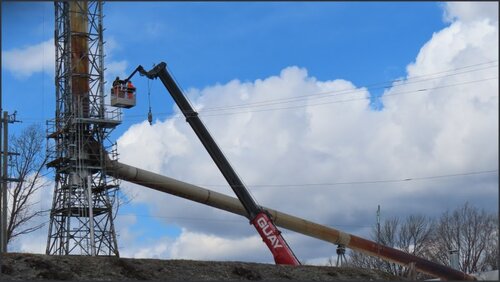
[46,0,121,256]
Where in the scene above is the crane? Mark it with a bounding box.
[116,62,301,265]
[107,63,477,280]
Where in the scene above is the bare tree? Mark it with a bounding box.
[426,202,498,273]
[348,215,435,279]
[349,203,498,278]
[6,124,49,245]
[483,226,499,271]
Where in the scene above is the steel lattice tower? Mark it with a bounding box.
[46,1,121,256]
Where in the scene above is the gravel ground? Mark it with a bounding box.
[1,252,400,281]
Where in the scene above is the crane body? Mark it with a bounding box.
[125,62,300,265]
[109,62,478,279]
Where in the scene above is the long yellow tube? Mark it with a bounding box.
[106,160,475,281]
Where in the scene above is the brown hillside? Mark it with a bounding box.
[0,252,400,281]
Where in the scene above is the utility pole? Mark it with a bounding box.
[377,205,381,254]
[0,111,21,253]
[0,103,3,273]
[376,204,381,270]
[0,83,4,258]
[1,112,7,253]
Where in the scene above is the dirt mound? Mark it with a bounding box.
[1,252,399,281]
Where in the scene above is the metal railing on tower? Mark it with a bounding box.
[46,0,120,256]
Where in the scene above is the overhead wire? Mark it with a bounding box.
[116,213,243,223]
[102,168,497,230]
[131,64,498,119]
[163,64,264,208]
[112,169,498,189]
[166,64,199,114]
[199,62,498,113]
[18,60,498,123]
[243,169,499,188]
[108,73,498,122]
[28,60,498,256]
[199,76,498,117]
[114,213,374,228]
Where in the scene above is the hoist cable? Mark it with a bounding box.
[147,78,153,125]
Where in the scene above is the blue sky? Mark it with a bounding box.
[1,1,498,264]
[2,1,447,137]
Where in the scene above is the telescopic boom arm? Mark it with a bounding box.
[132,62,300,265]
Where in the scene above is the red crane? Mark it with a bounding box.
[120,62,300,265]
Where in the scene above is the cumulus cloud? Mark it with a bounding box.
[2,35,128,84]
[144,21,165,38]
[104,36,128,81]
[443,2,498,24]
[102,36,130,102]
[2,39,55,78]
[105,60,128,83]
[116,227,272,263]
[4,1,493,264]
[114,1,498,264]
[170,229,269,262]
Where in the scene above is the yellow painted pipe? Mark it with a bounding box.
[106,160,475,281]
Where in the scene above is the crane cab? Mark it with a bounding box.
[111,79,136,108]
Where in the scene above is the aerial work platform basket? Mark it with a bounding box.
[111,79,136,108]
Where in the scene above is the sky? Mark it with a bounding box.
[1,1,498,265]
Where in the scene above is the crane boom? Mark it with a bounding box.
[134,62,300,265]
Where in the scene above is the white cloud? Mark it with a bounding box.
[102,36,131,103]
[145,22,165,38]
[2,35,128,84]
[170,229,269,262]
[9,2,496,265]
[406,19,497,77]
[2,39,54,78]
[443,2,498,24]
[118,235,172,259]
[104,36,128,81]
[105,37,121,58]
[115,2,498,263]
[116,227,272,262]
[105,60,128,83]
[133,242,170,259]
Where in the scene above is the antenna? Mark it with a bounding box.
[377,205,381,257]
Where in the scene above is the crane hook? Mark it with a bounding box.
[147,74,153,126]
[147,107,153,125]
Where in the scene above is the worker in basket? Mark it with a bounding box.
[112,76,126,98]
[127,80,136,99]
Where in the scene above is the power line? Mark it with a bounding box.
[18,61,498,123]
[116,213,243,223]
[32,170,496,230]
[199,63,498,113]
[116,169,498,189]
[244,169,499,188]
[110,74,498,122]
[200,77,498,117]
[35,167,498,227]
[115,213,374,228]
[124,63,498,119]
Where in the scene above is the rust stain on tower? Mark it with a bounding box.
[70,1,90,117]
